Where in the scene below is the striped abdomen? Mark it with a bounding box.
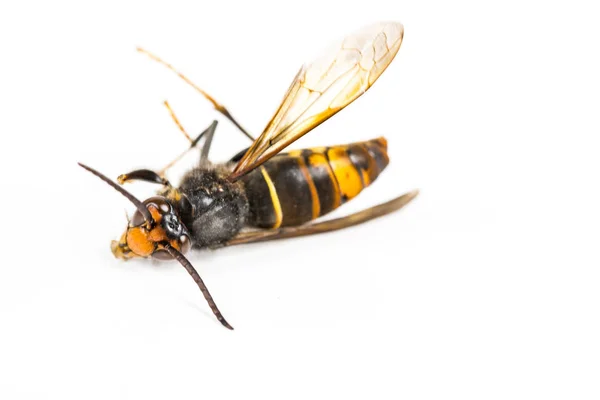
[241,137,389,229]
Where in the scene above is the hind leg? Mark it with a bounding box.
[137,47,255,141]
[118,93,251,186]
[226,190,419,246]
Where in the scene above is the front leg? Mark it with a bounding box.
[119,120,220,187]
[117,169,171,186]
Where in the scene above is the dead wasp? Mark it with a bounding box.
[79,21,418,330]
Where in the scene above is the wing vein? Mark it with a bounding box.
[230,22,404,180]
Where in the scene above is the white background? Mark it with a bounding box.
[1,0,599,399]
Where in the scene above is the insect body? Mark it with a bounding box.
[242,138,390,229]
[79,21,417,330]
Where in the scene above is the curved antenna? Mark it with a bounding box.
[163,244,234,330]
[78,162,155,226]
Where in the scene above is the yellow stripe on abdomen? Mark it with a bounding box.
[306,152,342,211]
[326,147,364,202]
[260,166,283,229]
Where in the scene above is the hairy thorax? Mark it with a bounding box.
[177,164,249,248]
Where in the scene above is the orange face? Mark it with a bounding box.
[111,197,191,260]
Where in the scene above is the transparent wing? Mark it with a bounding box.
[229,21,404,180]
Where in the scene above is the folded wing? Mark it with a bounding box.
[230,21,404,180]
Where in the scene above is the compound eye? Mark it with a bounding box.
[129,196,171,227]
[152,249,173,260]
[146,197,171,215]
[150,235,191,260]
[130,209,146,227]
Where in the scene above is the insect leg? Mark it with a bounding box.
[226,190,419,246]
[118,119,218,185]
[117,169,171,186]
[164,100,194,143]
[138,47,255,141]
[158,120,218,176]
[199,120,218,164]
[155,101,205,176]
